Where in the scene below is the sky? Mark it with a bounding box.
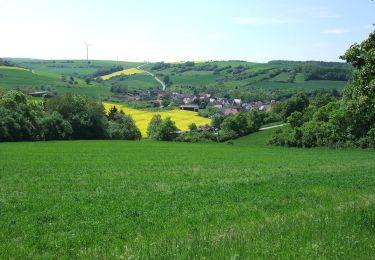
[0,0,374,62]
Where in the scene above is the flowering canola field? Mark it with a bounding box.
[100,68,144,80]
[103,102,211,137]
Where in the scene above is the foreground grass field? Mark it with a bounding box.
[1,129,375,258]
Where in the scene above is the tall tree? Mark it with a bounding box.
[341,30,375,137]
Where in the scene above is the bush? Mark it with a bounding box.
[211,114,224,127]
[147,114,163,140]
[176,131,217,143]
[262,112,282,125]
[107,112,141,140]
[46,94,108,140]
[157,117,179,141]
[219,111,263,141]
[40,111,72,140]
[287,111,303,128]
[188,123,197,131]
[147,115,179,141]
[272,93,309,120]
[0,91,43,141]
[92,66,123,78]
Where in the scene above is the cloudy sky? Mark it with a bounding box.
[0,0,374,62]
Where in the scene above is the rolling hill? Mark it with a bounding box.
[1,59,351,101]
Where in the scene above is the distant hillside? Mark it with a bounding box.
[0,58,351,101]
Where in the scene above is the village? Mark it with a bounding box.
[112,90,276,115]
[174,92,276,115]
[27,89,276,117]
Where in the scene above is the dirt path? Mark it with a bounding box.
[137,64,166,91]
[259,124,286,131]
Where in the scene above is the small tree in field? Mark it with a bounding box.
[147,114,163,139]
[188,122,197,131]
[158,117,179,141]
[107,106,119,121]
[147,115,179,141]
[85,78,91,85]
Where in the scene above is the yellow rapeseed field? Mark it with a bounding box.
[100,68,144,80]
[0,66,28,71]
[103,102,211,137]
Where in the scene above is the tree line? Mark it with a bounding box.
[0,91,140,142]
[0,58,13,67]
[270,30,375,148]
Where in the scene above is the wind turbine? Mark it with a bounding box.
[84,42,92,64]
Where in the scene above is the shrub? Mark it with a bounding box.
[147,116,179,141]
[40,111,72,140]
[188,123,197,131]
[107,112,141,140]
[219,111,263,141]
[176,131,216,143]
[46,94,108,140]
[147,114,163,140]
[0,91,43,141]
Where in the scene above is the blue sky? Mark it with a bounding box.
[0,0,374,62]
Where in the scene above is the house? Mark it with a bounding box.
[259,104,273,112]
[232,99,242,107]
[28,91,52,98]
[180,104,199,112]
[182,97,191,104]
[224,108,239,116]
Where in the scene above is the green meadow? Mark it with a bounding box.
[1,129,375,258]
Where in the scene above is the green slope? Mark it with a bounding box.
[0,60,120,98]
[11,59,143,76]
[148,60,350,97]
[1,59,350,100]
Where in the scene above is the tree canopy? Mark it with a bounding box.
[0,91,141,142]
[271,30,375,148]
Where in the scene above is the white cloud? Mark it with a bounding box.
[322,29,349,35]
[233,16,293,25]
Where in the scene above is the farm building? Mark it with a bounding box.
[180,104,199,112]
[28,91,52,98]
[232,99,242,107]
